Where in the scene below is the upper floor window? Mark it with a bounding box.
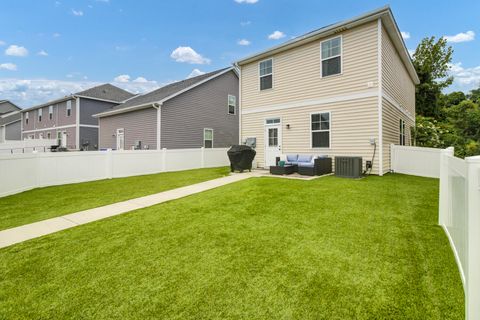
[259,59,273,90]
[321,36,342,77]
[38,108,42,122]
[311,112,330,148]
[204,128,213,148]
[399,119,406,145]
[25,112,29,125]
[66,100,72,117]
[228,95,236,115]
[49,105,53,120]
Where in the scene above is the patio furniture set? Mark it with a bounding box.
[269,154,332,176]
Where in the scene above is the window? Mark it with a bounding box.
[268,127,278,147]
[25,112,29,125]
[47,132,51,139]
[311,112,330,148]
[259,59,273,90]
[228,95,236,115]
[321,36,342,77]
[66,100,72,117]
[399,119,406,145]
[49,105,53,120]
[38,108,42,122]
[265,118,280,125]
[39,133,43,139]
[204,128,213,148]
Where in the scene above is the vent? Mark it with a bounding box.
[335,156,362,178]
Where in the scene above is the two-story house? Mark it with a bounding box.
[0,100,22,142]
[21,84,135,150]
[94,67,239,150]
[235,6,419,175]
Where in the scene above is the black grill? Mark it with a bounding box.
[227,145,256,173]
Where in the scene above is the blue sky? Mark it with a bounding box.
[0,0,479,107]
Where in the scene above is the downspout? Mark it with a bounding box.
[152,103,161,150]
[377,18,384,176]
[234,62,242,145]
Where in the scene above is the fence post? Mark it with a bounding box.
[466,156,480,320]
[201,147,205,168]
[162,148,167,172]
[106,149,113,179]
[438,147,454,225]
[390,144,396,173]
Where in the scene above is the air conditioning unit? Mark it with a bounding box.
[335,156,363,178]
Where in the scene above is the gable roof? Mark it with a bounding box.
[21,83,135,113]
[94,67,237,117]
[235,6,419,84]
[0,110,21,126]
[0,100,21,115]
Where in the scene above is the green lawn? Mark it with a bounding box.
[0,167,229,230]
[0,174,464,319]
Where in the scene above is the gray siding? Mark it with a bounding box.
[79,127,99,150]
[79,98,118,125]
[98,107,157,150]
[22,98,76,132]
[161,70,239,149]
[5,121,21,140]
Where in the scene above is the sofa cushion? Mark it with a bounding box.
[286,154,298,162]
[298,162,314,168]
[297,154,313,163]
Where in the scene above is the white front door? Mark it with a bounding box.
[116,128,125,150]
[264,122,282,167]
[58,131,67,147]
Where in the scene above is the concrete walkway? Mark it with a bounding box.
[0,173,257,249]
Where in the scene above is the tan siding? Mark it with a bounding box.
[241,21,379,110]
[242,96,380,174]
[381,25,415,117]
[382,98,414,173]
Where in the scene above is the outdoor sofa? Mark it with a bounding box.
[282,154,332,176]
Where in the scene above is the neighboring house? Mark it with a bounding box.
[94,67,239,150]
[235,6,418,175]
[0,100,22,142]
[20,84,135,150]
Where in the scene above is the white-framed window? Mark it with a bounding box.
[28,134,34,139]
[39,133,44,139]
[311,112,330,148]
[38,108,42,122]
[203,128,213,148]
[259,58,273,90]
[399,119,406,146]
[47,132,51,139]
[49,105,53,120]
[25,112,29,125]
[66,100,72,117]
[265,118,280,125]
[321,36,342,77]
[228,95,236,115]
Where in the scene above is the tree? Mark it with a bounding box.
[443,100,480,157]
[412,37,453,118]
[439,91,466,108]
[467,87,480,104]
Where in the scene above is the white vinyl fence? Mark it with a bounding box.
[0,139,57,154]
[439,152,480,320]
[0,148,230,197]
[390,144,453,178]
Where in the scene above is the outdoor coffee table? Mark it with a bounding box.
[269,164,297,175]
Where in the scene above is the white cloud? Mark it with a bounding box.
[448,62,480,87]
[5,45,28,57]
[133,77,148,83]
[53,33,61,38]
[237,39,251,46]
[401,31,410,40]
[234,0,258,3]
[0,40,5,46]
[187,69,205,78]
[170,46,211,64]
[37,50,48,56]
[113,74,130,83]
[444,31,475,43]
[0,63,17,71]
[240,21,251,27]
[268,31,285,40]
[71,9,84,16]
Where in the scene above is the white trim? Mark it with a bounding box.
[66,100,72,117]
[382,92,415,122]
[153,104,161,150]
[309,111,332,149]
[263,117,282,167]
[48,105,53,120]
[116,128,125,150]
[228,94,236,115]
[79,124,99,129]
[238,64,242,144]
[75,97,80,149]
[75,95,127,104]
[93,67,236,118]
[0,110,20,118]
[22,124,76,133]
[203,128,213,148]
[441,225,466,286]
[242,89,378,115]
[2,118,21,126]
[258,58,274,91]
[320,35,343,78]
[377,18,384,176]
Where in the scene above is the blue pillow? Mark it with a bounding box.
[286,154,298,162]
[298,154,313,162]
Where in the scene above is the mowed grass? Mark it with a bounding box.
[0,174,464,319]
[0,167,229,230]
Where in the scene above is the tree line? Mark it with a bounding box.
[411,37,480,157]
